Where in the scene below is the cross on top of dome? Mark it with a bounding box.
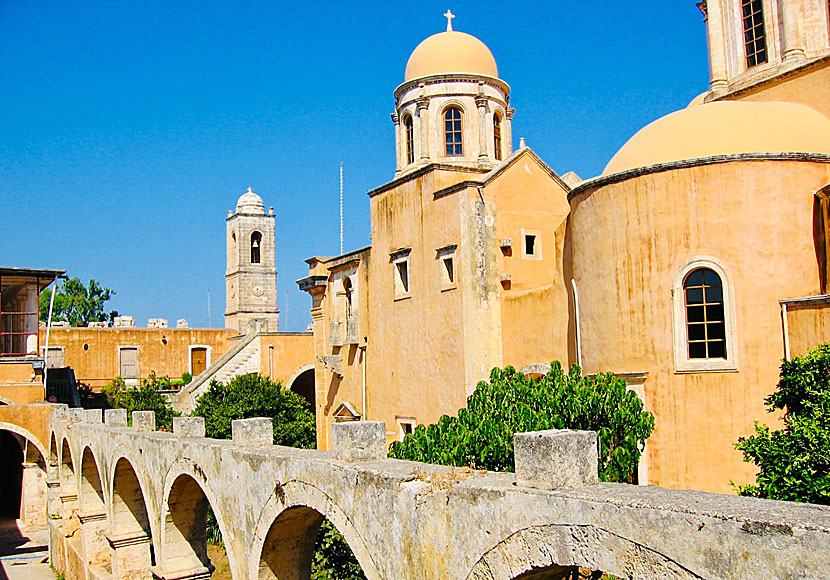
[444,10,455,32]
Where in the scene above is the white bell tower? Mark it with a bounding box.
[225,187,279,333]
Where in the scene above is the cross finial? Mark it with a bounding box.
[444,9,455,31]
[247,186,253,194]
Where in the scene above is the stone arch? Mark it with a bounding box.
[0,430,25,518]
[465,524,704,580]
[49,432,58,468]
[79,446,109,570]
[519,363,551,381]
[109,456,156,578]
[249,479,381,580]
[60,437,75,489]
[286,363,315,410]
[159,460,237,580]
[0,422,48,463]
[0,394,15,405]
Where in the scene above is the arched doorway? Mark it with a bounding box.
[0,431,24,519]
[288,367,315,411]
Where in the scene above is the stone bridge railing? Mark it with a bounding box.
[25,405,830,579]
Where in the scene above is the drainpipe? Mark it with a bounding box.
[360,339,367,420]
[781,302,791,361]
[43,280,57,396]
[571,279,582,369]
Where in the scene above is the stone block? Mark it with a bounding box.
[132,411,156,432]
[83,409,103,424]
[147,318,168,328]
[104,409,128,428]
[67,409,85,422]
[232,418,273,447]
[332,421,386,462]
[173,417,205,438]
[51,405,69,420]
[113,316,135,328]
[87,321,108,328]
[514,429,598,490]
[176,319,188,328]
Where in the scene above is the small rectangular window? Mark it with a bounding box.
[521,229,542,260]
[437,245,457,291]
[391,249,412,300]
[396,416,416,441]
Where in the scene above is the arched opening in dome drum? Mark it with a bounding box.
[404,114,414,164]
[494,113,502,161]
[250,231,262,264]
[444,107,463,156]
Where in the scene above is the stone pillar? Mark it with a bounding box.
[416,93,430,163]
[308,286,328,450]
[173,417,205,438]
[391,112,401,176]
[514,429,598,490]
[60,488,80,537]
[20,462,47,526]
[108,531,153,580]
[701,0,729,96]
[79,511,108,569]
[504,108,514,156]
[778,0,806,67]
[331,421,386,462]
[475,91,491,169]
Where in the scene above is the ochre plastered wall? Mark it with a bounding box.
[367,168,468,439]
[725,60,830,118]
[38,328,238,388]
[257,333,315,386]
[569,159,830,493]
[786,302,830,357]
[487,154,572,370]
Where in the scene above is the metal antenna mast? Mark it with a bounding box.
[340,161,344,255]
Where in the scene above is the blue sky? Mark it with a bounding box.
[0,1,710,331]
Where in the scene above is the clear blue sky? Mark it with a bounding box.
[0,1,710,331]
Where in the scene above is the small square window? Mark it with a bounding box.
[396,416,416,441]
[521,229,542,260]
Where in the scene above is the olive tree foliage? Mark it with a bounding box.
[734,343,830,505]
[389,363,655,482]
[39,277,118,327]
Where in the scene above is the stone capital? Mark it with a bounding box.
[390,112,400,124]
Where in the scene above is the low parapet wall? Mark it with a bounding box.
[7,404,828,579]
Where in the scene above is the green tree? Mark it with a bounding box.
[40,277,118,326]
[193,373,316,448]
[102,372,178,430]
[734,344,830,504]
[389,363,654,482]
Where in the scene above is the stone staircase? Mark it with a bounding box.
[172,333,261,413]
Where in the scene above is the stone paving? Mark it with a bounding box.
[0,520,53,580]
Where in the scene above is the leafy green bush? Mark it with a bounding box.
[311,520,366,580]
[192,374,315,448]
[102,372,178,430]
[734,344,830,504]
[389,363,654,482]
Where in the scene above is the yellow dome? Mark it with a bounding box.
[603,101,830,176]
[404,31,498,81]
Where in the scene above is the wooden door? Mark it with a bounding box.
[119,347,138,379]
[191,347,207,376]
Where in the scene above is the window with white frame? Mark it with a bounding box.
[521,228,542,260]
[672,257,738,373]
[437,245,457,291]
[391,249,411,300]
[396,416,416,441]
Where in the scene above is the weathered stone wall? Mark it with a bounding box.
[32,405,830,580]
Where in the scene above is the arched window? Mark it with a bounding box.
[672,258,738,373]
[250,231,262,264]
[404,115,414,165]
[343,277,353,319]
[444,107,463,156]
[493,113,502,161]
[683,268,726,359]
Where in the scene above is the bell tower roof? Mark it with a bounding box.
[236,187,266,215]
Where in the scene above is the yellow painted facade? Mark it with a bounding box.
[300,2,830,494]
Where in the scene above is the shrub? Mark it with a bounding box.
[102,372,178,430]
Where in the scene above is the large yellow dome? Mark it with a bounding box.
[603,101,830,176]
[404,31,498,81]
